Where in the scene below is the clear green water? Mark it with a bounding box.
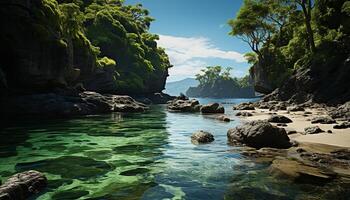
[0,98,349,200]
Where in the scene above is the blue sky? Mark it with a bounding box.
[126,0,251,82]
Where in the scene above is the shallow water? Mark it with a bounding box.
[0,98,349,200]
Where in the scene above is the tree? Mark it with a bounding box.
[228,0,296,60]
[295,0,316,53]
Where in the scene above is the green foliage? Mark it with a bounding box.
[229,0,350,89]
[97,57,116,68]
[82,1,170,93]
[195,66,251,89]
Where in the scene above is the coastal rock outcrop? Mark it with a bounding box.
[0,170,47,200]
[227,120,291,149]
[167,99,201,112]
[191,131,215,144]
[0,91,147,118]
[200,103,225,114]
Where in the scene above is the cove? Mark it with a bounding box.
[0,98,348,200]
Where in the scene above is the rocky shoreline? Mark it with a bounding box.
[171,97,350,186]
[0,89,176,119]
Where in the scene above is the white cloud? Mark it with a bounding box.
[158,35,245,64]
[157,34,246,81]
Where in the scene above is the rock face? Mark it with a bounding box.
[267,115,293,123]
[262,52,350,105]
[304,126,324,134]
[200,103,225,114]
[191,131,215,144]
[233,102,255,110]
[0,91,147,118]
[311,116,336,124]
[0,170,47,200]
[227,120,291,149]
[167,99,201,112]
[0,0,170,101]
[251,61,274,94]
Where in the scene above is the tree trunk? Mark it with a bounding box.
[300,0,316,53]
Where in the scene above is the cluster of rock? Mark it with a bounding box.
[0,170,47,200]
[0,91,148,118]
[167,97,225,114]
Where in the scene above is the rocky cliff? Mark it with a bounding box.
[0,0,170,97]
[263,42,350,105]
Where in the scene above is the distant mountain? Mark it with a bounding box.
[164,78,199,96]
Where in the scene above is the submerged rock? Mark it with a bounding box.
[267,115,293,123]
[167,99,201,112]
[227,120,291,149]
[200,103,224,114]
[191,131,215,144]
[0,170,47,200]
[15,156,114,180]
[311,116,336,124]
[216,115,231,122]
[269,158,336,184]
[304,126,324,134]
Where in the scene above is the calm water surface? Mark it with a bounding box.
[0,98,348,200]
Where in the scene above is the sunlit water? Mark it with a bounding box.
[0,98,348,200]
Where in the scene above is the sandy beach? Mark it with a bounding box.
[237,108,350,148]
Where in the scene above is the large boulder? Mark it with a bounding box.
[0,170,47,200]
[267,115,293,123]
[191,131,215,144]
[304,126,324,134]
[167,99,201,112]
[227,120,291,149]
[200,103,224,114]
